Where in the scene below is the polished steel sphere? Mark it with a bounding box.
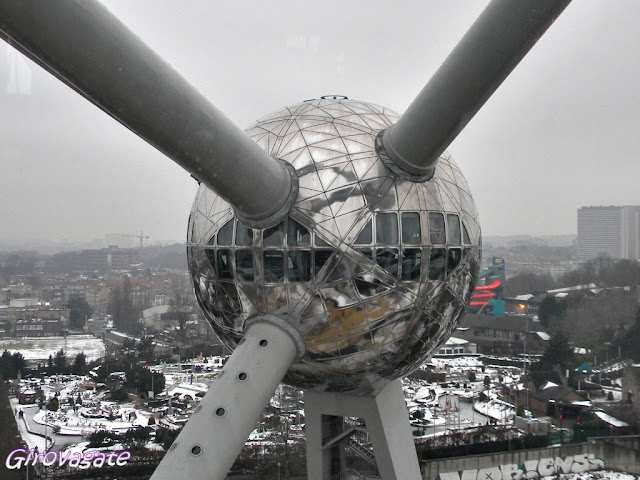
[187,98,481,394]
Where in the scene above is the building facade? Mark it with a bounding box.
[80,245,139,272]
[7,305,70,337]
[577,206,640,261]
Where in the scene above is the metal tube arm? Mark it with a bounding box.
[150,316,305,480]
[0,0,296,226]
[381,0,572,177]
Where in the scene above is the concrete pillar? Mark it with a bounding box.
[304,380,421,480]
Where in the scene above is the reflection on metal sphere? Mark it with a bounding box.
[187,98,481,394]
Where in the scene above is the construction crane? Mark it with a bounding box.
[122,230,149,249]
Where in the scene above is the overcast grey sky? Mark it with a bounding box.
[1,1,639,249]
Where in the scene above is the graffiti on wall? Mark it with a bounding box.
[435,453,605,480]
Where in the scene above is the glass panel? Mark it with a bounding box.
[314,250,333,275]
[356,248,372,260]
[235,250,254,281]
[188,214,195,241]
[264,221,285,247]
[448,248,462,272]
[401,248,422,281]
[287,220,310,246]
[287,251,311,282]
[235,223,253,246]
[428,213,445,245]
[462,223,471,244]
[376,212,398,244]
[428,248,446,281]
[376,248,399,276]
[447,214,461,245]
[401,212,421,245]
[217,249,233,279]
[263,251,284,283]
[315,235,330,247]
[355,273,390,298]
[217,219,233,246]
[354,220,372,245]
[205,249,216,270]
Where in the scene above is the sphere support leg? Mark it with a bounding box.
[304,379,421,480]
[150,316,304,480]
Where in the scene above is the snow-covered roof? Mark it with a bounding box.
[444,336,468,346]
[547,283,597,293]
[535,331,551,341]
[593,410,630,428]
[514,294,534,301]
[541,381,559,390]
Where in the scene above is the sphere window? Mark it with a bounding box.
[235,250,255,281]
[448,248,462,271]
[263,221,285,247]
[446,214,461,245]
[354,220,372,245]
[315,235,330,247]
[356,248,372,260]
[216,250,233,279]
[462,223,471,244]
[376,213,398,244]
[401,248,422,281]
[205,249,216,270]
[217,219,234,246]
[401,213,421,245]
[236,223,253,246]
[429,213,446,245]
[188,214,195,242]
[263,251,285,283]
[314,250,333,275]
[376,248,399,277]
[288,251,311,282]
[428,248,446,281]
[354,273,391,297]
[288,220,310,246]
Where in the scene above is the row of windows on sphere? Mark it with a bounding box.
[199,213,473,285]
[205,212,471,248]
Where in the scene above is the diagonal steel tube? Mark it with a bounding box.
[0,0,295,226]
[381,0,572,178]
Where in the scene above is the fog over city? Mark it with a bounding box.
[1,0,639,251]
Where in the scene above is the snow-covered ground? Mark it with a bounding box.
[0,335,105,362]
[473,397,515,423]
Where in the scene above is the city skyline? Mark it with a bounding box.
[1,1,640,246]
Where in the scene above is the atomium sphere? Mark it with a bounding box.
[187,97,481,394]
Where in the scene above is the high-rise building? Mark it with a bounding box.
[577,206,640,261]
[80,245,139,272]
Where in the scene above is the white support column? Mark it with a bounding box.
[150,316,304,480]
[304,379,422,480]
